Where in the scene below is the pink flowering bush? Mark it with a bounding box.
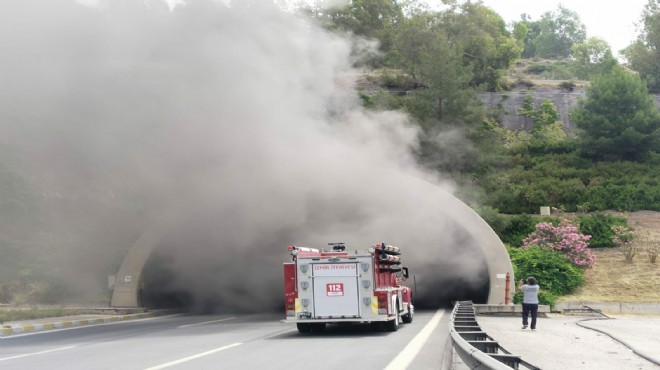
[522,222,596,267]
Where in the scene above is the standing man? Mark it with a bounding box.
[519,277,539,330]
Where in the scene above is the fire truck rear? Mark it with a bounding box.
[283,242,414,333]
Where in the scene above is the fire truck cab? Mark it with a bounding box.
[283,242,413,333]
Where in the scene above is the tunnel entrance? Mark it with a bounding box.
[139,235,491,312]
[140,252,193,311]
[112,176,512,309]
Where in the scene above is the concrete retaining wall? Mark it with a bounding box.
[477,90,660,132]
[471,302,660,315]
[556,301,660,315]
[473,304,550,315]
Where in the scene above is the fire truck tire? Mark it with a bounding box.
[385,302,400,332]
[297,323,312,333]
[402,304,413,323]
[310,323,326,332]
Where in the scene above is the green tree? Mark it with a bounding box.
[571,66,660,161]
[441,1,522,91]
[532,122,566,146]
[389,11,439,83]
[387,11,474,123]
[622,0,660,93]
[306,0,404,65]
[534,5,586,59]
[518,94,535,118]
[530,100,565,145]
[516,14,541,58]
[517,98,566,145]
[511,18,529,52]
[571,37,618,79]
[533,99,560,128]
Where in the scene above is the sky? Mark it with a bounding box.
[478,0,648,54]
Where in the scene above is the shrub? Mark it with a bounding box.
[559,81,576,91]
[476,149,660,213]
[379,71,417,90]
[492,214,561,247]
[647,244,659,263]
[500,214,536,247]
[358,92,374,108]
[513,290,557,308]
[516,78,535,88]
[508,246,584,296]
[540,65,574,80]
[632,229,659,263]
[522,222,596,267]
[0,280,46,305]
[537,290,558,308]
[612,225,636,262]
[0,281,19,303]
[476,206,508,238]
[0,308,71,324]
[577,213,628,248]
[524,64,549,74]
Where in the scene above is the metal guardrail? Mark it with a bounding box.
[449,301,541,370]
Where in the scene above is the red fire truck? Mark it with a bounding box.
[283,242,413,333]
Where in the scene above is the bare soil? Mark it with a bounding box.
[559,211,660,303]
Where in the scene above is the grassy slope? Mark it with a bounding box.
[0,308,80,324]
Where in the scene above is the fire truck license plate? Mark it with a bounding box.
[326,283,344,296]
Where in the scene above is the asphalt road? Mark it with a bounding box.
[0,309,450,370]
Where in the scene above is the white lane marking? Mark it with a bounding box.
[2,314,182,339]
[0,346,77,361]
[177,317,236,328]
[384,309,446,370]
[144,343,243,370]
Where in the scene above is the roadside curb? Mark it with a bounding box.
[556,301,660,315]
[0,310,178,337]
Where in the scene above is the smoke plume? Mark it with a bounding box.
[0,0,488,310]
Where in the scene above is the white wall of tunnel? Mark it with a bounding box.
[111,175,515,308]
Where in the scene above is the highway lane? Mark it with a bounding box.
[0,309,450,369]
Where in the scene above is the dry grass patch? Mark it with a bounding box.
[560,247,660,302]
[0,308,81,324]
[559,211,660,303]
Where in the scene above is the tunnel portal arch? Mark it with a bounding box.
[110,177,514,308]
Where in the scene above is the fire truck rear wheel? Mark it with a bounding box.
[385,302,400,332]
[402,304,413,323]
[310,323,326,332]
[297,323,312,333]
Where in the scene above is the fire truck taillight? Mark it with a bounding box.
[286,296,296,317]
[376,292,388,315]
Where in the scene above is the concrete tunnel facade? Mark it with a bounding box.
[110,176,515,308]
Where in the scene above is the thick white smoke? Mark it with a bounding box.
[0,0,488,309]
